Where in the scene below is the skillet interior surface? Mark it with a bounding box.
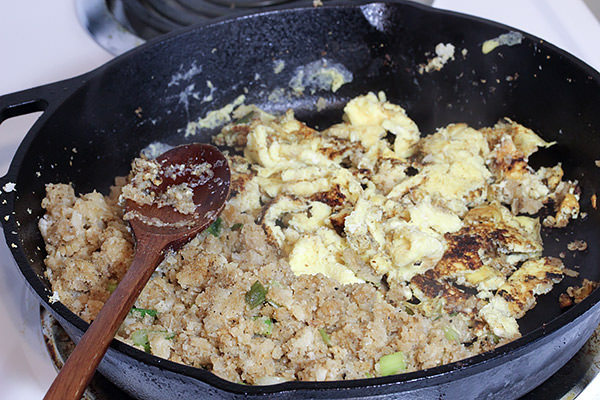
[2,0,600,398]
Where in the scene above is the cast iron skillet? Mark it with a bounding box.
[1,1,599,399]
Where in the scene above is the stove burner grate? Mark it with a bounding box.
[77,0,327,55]
[117,0,315,39]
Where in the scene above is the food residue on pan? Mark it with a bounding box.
[185,95,246,136]
[567,240,588,252]
[184,58,353,133]
[273,59,285,74]
[168,62,203,88]
[559,279,599,309]
[418,43,456,74]
[267,87,288,104]
[482,31,524,54]
[288,58,353,94]
[202,80,216,103]
[39,92,588,384]
[141,142,174,159]
[316,96,328,112]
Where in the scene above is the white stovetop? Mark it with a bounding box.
[0,1,599,399]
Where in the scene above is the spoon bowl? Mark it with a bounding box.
[126,143,231,239]
[44,143,230,400]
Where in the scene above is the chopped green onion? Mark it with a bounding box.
[319,328,331,346]
[131,329,151,353]
[404,305,414,315]
[131,329,174,351]
[206,217,223,237]
[365,372,373,378]
[444,326,460,342]
[231,223,244,231]
[377,351,406,376]
[490,333,500,344]
[449,311,459,317]
[131,307,157,318]
[235,111,255,124]
[245,280,267,309]
[107,282,117,294]
[253,316,273,336]
[152,329,176,340]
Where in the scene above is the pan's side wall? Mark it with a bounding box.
[53,303,600,399]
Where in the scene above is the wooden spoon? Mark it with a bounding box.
[44,143,230,400]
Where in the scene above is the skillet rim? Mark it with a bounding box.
[1,0,600,396]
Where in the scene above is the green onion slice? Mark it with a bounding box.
[131,307,158,318]
[253,316,273,336]
[164,332,176,340]
[319,328,331,346]
[231,223,244,231]
[444,326,460,342]
[107,282,117,294]
[131,329,151,353]
[235,111,255,124]
[245,280,267,309]
[490,333,500,344]
[377,351,406,376]
[206,217,223,237]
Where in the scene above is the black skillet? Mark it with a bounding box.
[1,1,599,399]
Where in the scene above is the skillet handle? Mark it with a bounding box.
[0,78,82,214]
[0,77,83,188]
[0,77,82,125]
[0,89,48,123]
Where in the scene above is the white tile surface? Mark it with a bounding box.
[0,1,598,399]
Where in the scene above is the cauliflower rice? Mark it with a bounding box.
[39,92,581,384]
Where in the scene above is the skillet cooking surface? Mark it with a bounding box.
[1,1,600,398]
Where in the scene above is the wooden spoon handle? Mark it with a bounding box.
[44,235,167,400]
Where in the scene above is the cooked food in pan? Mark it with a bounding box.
[38,92,582,384]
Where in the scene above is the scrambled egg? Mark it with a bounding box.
[214,92,580,340]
